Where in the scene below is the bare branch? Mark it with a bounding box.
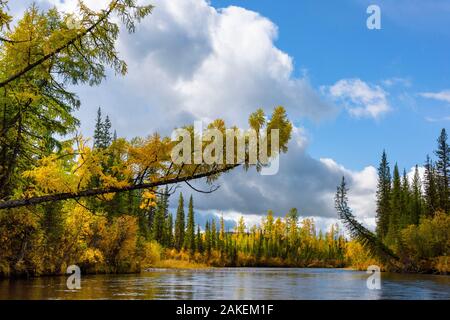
[185,180,220,194]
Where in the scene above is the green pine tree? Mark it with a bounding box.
[152,192,166,243]
[411,165,423,225]
[93,107,104,149]
[185,195,196,252]
[424,155,439,216]
[196,225,203,253]
[435,128,449,213]
[165,213,173,247]
[174,193,185,250]
[376,150,391,239]
[386,164,401,245]
[399,168,411,228]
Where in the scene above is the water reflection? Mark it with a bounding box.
[0,268,448,300]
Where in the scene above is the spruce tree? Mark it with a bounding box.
[219,215,225,251]
[174,193,185,250]
[103,115,112,147]
[205,221,211,256]
[424,155,439,216]
[211,219,217,250]
[165,213,173,247]
[435,128,449,213]
[93,107,103,149]
[152,193,166,243]
[399,169,411,228]
[411,165,423,225]
[376,150,391,239]
[196,225,203,253]
[386,164,401,244]
[93,107,113,149]
[185,195,196,252]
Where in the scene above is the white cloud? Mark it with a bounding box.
[326,78,391,119]
[320,158,377,222]
[419,90,450,103]
[381,77,411,88]
[10,0,335,136]
[425,116,450,122]
[9,0,376,231]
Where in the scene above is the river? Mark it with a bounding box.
[0,268,448,300]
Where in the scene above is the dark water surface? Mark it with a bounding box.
[0,268,448,300]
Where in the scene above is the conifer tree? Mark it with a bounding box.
[376,150,391,239]
[399,169,411,228]
[219,215,225,250]
[152,193,166,243]
[205,221,211,256]
[93,107,112,149]
[411,165,423,225]
[174,193,185,250]
[386,164,401,244]
[211,219,217,250]
[424,155,439,216]
[104,115,112,147]
[165,213,173,247]
[185,195,196,252]
[435,128,449,213]
[196,225,203,253]
[93,107,104,149]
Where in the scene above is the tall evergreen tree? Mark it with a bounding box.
[435,128,449,213]
[165,213,173,247]
[424,155,439,216]
[399,169,411,228]
[205,221,211,256]
[386,164,401,244]
[174,193,185,250]
[211,219,217,250]
[93,107,113,149]
[152,192,166,243]
[185,195,196,252]
[376,151,391,239]
[93,107,104,149]
[196,225,203,253]
[219,215,225,250]
[411,165,423,225]
[103,115,112,147]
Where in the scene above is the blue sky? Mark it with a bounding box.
[211,0,450,171]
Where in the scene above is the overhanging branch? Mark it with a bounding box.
[0,164,240,210]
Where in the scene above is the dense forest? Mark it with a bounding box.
[336,129,449,274]
[141,189,349,269]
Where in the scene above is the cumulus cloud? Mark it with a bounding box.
[325,78,391,119]
[419,90,450,103]
[13,0,334,136]
[10,0,378,230]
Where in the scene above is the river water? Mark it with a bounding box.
[0,268,448,300]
